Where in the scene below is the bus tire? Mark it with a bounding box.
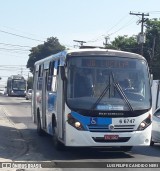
[52,127,65,151]
[120,146,133,151]
[150,139,154,146]
[37,114,45,136]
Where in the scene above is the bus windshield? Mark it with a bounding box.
[66,56,151,111]
[12,80,26,90]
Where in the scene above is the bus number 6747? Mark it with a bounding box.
[119,119,135,124]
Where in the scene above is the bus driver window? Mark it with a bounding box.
[74,68,93,97]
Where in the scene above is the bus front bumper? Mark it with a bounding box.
[65,124,151,147]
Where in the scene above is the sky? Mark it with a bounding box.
[0,0,160,88]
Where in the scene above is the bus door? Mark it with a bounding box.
[31,69,38,123]
[42,68,48,129]
[56,60,64,140]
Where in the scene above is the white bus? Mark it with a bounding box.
[32,48,152,151]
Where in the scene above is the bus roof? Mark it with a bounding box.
[34,48,146,66]
[8,75,25,80]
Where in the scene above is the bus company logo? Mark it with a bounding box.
[108,124,115,130]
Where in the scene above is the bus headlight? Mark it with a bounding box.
[67,113,84,130]
[75,121,81,128]
[137,114,151,131]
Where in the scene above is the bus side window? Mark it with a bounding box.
[57,59,60,75]
[47,61,54,91]
[45,70,49,91]
[37,65,43,90]
[52,60,59,92]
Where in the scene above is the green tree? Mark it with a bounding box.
[105,35,139,54]
[27,37,65,73]
[105,18,160,79]
[144,18,160,79]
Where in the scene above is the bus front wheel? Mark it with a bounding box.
[52,127,65,151]
[150,138,154,146]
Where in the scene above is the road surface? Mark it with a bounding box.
[0,95,160,171]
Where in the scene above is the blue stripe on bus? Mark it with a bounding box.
[71,111,112,131]
[48,92,56,111]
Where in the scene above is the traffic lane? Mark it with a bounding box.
[12,128,160,162]
[0,107,27,161]
[0,96,32,128]
[1,96,160,163]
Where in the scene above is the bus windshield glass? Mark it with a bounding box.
[12,80,26,90]
[66,56,151,111]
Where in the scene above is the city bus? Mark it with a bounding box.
[32,48,152,151]
[7,75,27,97]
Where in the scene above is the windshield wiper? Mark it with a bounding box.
[90,71,133,111]
[90,83,110,110]
[111,72,133,111]
[114,82,133,111]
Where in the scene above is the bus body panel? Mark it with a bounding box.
[56,68,64,140]
[32,48,152,148]
[42,70,47,129]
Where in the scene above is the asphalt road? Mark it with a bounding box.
[0,95,160,171]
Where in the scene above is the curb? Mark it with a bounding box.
[0,106,29,161]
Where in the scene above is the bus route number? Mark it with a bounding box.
[119,119,135,124]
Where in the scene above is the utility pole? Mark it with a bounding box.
[20,67,23,76]
[103,36,109,47]
[130,12,149,56]
[73,40,86,47]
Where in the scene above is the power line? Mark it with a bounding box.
[0,42,32,48]
[0,29,44,42]
[86,14,137,44]
[0,25,47,40]
[0,47,29,51]
[144,11,160,14]
[0,50,29,54]
[87,14,129,43]
[108,17,137,36]
[105,14,129,35]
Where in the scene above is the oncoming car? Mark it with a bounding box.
[150,108,160,146]
[25,89,32,100]
[0,89,4,95]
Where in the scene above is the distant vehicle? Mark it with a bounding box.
[0,89,4,95]
[26,89,32,100]
[7,75,27,97]
[150,107,160,146]
[151,80,160,113]
[4,87,7,95]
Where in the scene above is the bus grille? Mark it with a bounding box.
[87,125,135,132]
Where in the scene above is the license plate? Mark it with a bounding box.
[104,135,119,140]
